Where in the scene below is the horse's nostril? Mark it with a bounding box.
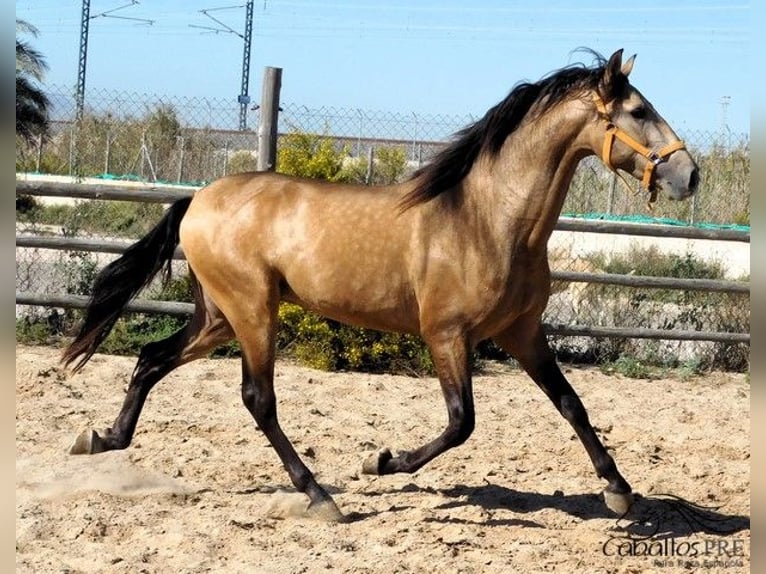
[689,168,700,192]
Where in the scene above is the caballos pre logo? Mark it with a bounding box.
[603,536,746,559]
[600,494,749,569]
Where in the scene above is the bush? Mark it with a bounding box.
[227,150,257,174]
[277,131,351,181]
[589,243,724,279]
[97,313,187,357]
[582,243,729,306]
[16,314,63,346]
[554,246,749,373]
[276,303,433,374]
[16,195,39,216]
[152,274,193,302]
[18,199,166,239]
[338,146,409,185]
[601,355,658,379]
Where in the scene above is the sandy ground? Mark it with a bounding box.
[16,344,750,573]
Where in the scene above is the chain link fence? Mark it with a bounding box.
[15,85,751,225]
[16,86,750,370]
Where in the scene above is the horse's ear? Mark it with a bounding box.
[621,53,636,77]
[600,49,626,101]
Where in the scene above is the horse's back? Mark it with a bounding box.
[179,172,422,333]
[182,172,410,262]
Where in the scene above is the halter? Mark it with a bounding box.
[593,94,686,207]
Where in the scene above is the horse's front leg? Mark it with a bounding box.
[240,355,344,521]
[494,321,633,514]
[362,331,475,475]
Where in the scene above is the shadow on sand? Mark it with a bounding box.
[355,481,750,536]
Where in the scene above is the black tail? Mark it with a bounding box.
[62,197,193,373]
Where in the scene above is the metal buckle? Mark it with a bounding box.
[648,151,663,165]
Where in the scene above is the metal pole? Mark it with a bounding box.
[690,194,698,225]
[366,146,374,184]
[104,130,110,175]
[177,135,185,184]
[75,0,152,121]
[238,0,254,130]
[256,66,282,172]
[140,132,146,179]
[73,0,91,176]
[412,112,418,162]
[607,172,617,214]
[68,124,76,176]
[36,134,43,173]
[357,109,363,157]
[75,0,91,123]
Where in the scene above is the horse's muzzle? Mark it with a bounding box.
[656,155,699,200]
[688,166,700,194]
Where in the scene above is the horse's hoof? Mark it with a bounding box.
[69,429,108,455]
[307,499,346,523]
[604,489,634,515]
[362,448,392,475]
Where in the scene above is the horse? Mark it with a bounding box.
[62,49,699,522]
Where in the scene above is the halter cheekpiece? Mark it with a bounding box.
[593,94,686,206]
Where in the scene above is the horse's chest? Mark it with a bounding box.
[468,260,550,334]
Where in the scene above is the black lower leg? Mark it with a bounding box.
[376,382,474,475]
[369,334,475,475]
[241,360,334,507]
[534,359,631,495]
[98,331,186,450]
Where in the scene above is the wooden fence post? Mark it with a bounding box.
[257,66,283,172]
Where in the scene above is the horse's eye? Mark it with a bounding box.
[630,106,647,120]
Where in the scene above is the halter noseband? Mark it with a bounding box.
[593,94,686,206]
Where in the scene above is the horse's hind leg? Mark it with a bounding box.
[494,322,633,514]
[70,276,233,454]
[361,331,475,475]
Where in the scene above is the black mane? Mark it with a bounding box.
[399,51,613,210]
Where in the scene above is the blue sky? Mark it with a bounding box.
[16,1,750,135]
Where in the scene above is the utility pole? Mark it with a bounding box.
[719,95,731,132]
[239,0,254,131]
[192,1,255,131]
[75,0,91,123]
[75,0,154,120]
[719,95,731,150]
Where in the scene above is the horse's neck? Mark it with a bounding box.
[470,105,591,253]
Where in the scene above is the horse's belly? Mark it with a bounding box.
[281,266,420,334]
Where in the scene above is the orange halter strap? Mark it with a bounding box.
[593,95,686,207]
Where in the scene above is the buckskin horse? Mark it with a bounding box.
[62,49,699,521]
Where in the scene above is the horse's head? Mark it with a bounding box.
[589,49,699,203]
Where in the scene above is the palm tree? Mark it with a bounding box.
[16,19,50,144]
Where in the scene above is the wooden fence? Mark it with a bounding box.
[15,180,750,345]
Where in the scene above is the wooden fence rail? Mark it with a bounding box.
[16,181,751,345]
[14,235,749,295]
[14,291,749,344]
[15,180,751,242]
